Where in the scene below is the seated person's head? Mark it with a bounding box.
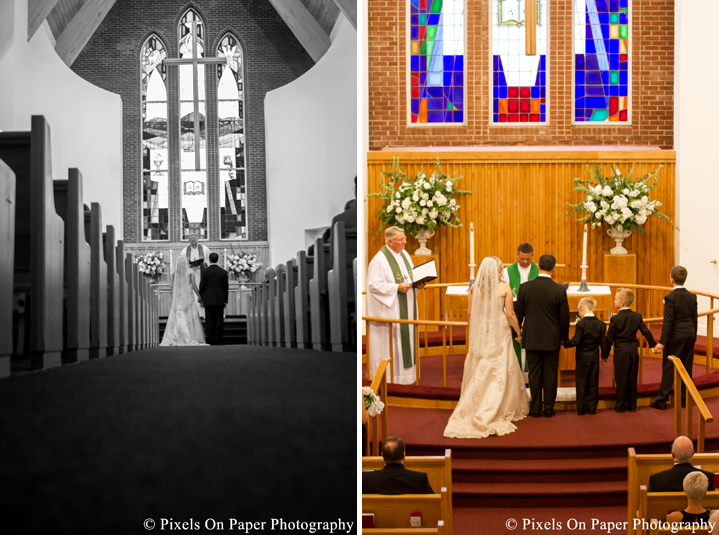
[538,254,556,272]
[614,288,634,308]
[578,297,596,318]
[672,435,694,462]
[683,471,709,503]
[209,252,219,264]
[382,436,406,464]
[671,265,688,286]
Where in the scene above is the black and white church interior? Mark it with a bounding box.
[0,0,357,532]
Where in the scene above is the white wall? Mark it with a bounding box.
[265,15,357,266]
[0,0,124,238]
[675,2,719,336]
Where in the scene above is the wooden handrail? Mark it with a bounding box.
[668,355,713,452]
[367,358,389,457]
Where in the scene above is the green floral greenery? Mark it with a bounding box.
[366,158,471,238]
[565,163,677,234]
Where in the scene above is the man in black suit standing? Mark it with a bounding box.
[362,436,434,495]
[651,265,698,410]
[199,252,229,345]
[648,436,715,492]
[514,254,570,418]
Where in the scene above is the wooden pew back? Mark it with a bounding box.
[363,526,444,535]
[53,168,92,362]
[629,448,719,534]
[362,451,453,535]
[309,237,330,351]
[0,115,64,369]
[274,264,286,347]
[295,250,313,349]
[265,268,277,347]
[104,225,120,356]
[362,489,446,529]
[85,203,108,358]
[283,258,298,348]
[328,220,357,352]
[0,158,15,377]
[636,486,718,535]
[116,240,127,353]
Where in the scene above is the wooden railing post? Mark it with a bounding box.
[708,298,714,374]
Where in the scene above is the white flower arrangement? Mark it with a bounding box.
[226,251,262,277]
[367,158,470,237]
[565,163,676,234]
[362,386,385,417]
[135,251,166,280]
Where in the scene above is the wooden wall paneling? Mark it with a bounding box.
[367,152,676,324]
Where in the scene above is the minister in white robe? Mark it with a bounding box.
[366,226,425,385]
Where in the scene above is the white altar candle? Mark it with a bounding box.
[470,222,475,264]
[582,224,588,266]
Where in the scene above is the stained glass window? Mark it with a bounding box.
[409,0,465,124]
[492,0,548,123]
[574,0,630,123]
[141,35,169,241]
[217,34,248,240]
[178,9,208,240]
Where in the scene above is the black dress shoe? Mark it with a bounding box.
[544,410,555,418]
[588,410,596,415]
[650,401,667,410]
[529,412,541,418]
[628,408,636,412]
[615,408,625,413]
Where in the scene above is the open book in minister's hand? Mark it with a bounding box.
[412,259,437,287]
[188,258,205,268]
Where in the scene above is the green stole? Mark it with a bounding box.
[380,245,417,369]
[507,261,538,371]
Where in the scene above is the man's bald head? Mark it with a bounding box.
[672,436,694,462]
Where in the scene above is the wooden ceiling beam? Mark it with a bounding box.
[55,0,117,67]
[28,0,61,40]
[268,0,331,63]
[332,0,356,30]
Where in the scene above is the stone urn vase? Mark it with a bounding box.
[414,229,435,255]
[607,226,632,255]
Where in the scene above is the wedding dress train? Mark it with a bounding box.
[160,256,208,347]
[443,258,529,439]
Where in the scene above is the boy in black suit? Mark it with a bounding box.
[564,297,608,415]
[607,288,657,413]
[651,266,698,410]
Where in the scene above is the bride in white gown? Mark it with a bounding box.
[160,256,208,346]
[443,256,529,439]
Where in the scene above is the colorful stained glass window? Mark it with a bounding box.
[492,0,548,123]
[217,34,248,240]
[409,0,465,124]
[141,35,169,241]
[178,9,208,240]
[574,0,630,123]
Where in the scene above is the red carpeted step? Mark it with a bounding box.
[453,480,627,508]
[453,456,627,484]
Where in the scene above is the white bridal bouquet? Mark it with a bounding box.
[135,251,166,281]
[368,158,470,237]
[565,163,676,234]
[362,386,385,417]
[226,251,262,277]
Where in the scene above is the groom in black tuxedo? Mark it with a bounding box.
[199,252,229,345]
[514,254,570,418]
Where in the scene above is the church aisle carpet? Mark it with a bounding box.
[0,346,356,534]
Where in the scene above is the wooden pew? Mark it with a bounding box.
[104,225,120,356]
[247,286,256,344]
[362,450,453,535]
[628,448,719,535]
[328,220,357,352]
[52,168,91,363]
[259,275,268,346]
[309,237,331,351]
[85,203,108,358]
[295,250,313,349]
[125,253,137,351]
[635,486,718,535]
[283,258,298,348]
[363,527,444,535]
[265,268,277,347]
[274,264,286,347]
[0,115,64,369]
[116,240,128,354]
[138,275,147,349]
[362,488,447,531]
[0,158,15,378]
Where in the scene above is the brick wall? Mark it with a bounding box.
[71,0,315,243]
[368,0,674,149]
